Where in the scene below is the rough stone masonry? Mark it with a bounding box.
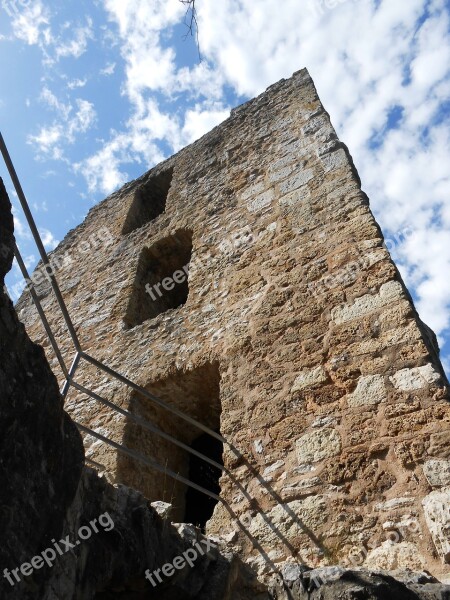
[16,68,450,582]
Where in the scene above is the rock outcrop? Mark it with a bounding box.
[0,176,85,597]
[0,178,253,599]
[270,566,450,599]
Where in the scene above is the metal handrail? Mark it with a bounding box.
[77,422,221,501]
[0,132,82,352]
[0,130,228,501]
[72,379,226,473]
[13,242,69,379]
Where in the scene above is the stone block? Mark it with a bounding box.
[248,496,327,547]
[374,497,415,511]
[364,541,426,571]
[263,460,285,478]
[422,488,450,562]
[151,501,173,519]
[331,281,404,324]
[291,366,327,392]
[296,429,341,465]
[320,148,348,172]
[390,364,442,391]
[247,189,275,212]
[278,169,314,195]
[347,374,387,407]
[423,460,450,488]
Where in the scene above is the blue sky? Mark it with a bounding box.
[1,0,450,375]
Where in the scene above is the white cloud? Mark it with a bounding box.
[29,125,63,157]
[74,117,167,195]
[72,99,96,134]
[182,105,230,144]
[10,0,51,46]
[74,132,138,194]
[68,78,88,90]
[9,4,94,67]
[20,0,449,357]
[55,18,94,60]
[39,228,59,250]
[40,87,71,119]
[100,62,116,76]
[28,95,97,158]
[12,208,31,241]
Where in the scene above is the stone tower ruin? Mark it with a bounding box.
[16,68,450,581]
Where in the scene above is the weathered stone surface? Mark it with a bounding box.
[347,374,387,407]
[429,431,450,458]
[46,470,241,600]
[296,429,342,465]
[281,477,322,501]
[269,567,450,600]
[291,366,327,392]
[151,500,173,519]
[390,364,442,391]
[422,488,450,562]
[364,541,426,571]
[375,498,415,511]
[248,497,328,548]
[14,69,450,578]
[331,281,404,325]
[263,460,285,478]
[423,459,450,488]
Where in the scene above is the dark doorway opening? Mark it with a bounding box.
[117,362,222,523]
[184,431,223,531]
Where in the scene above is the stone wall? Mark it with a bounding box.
[16,68,450,581]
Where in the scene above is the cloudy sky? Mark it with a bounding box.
[1,0,449,374]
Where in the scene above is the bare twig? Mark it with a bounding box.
[179,0,201,61]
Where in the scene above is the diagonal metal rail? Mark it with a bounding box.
[0,130,231,502]
[0,132,82,352]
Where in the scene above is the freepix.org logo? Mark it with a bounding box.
[145,538,216,588]
[3,513,115,587]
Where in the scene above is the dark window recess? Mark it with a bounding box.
[184,432,223,531]
[124,229,192,328]
[122,167,174,235]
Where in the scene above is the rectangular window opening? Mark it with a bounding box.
[124,229,192,328]
[122,167,174,235]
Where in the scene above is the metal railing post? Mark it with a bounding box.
[61,352,81,398]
